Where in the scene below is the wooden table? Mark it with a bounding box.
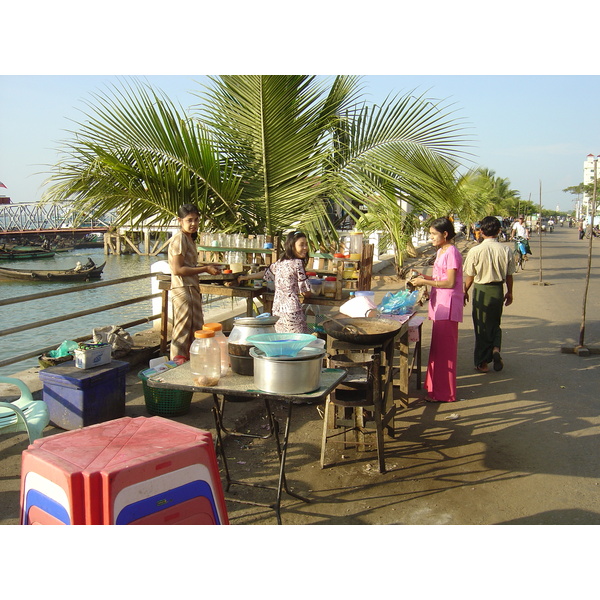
[146,364,346,524]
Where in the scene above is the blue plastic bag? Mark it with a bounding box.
[377,290,419,315]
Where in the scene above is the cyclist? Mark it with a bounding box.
[510,215,531,268]
[511,215,529,241]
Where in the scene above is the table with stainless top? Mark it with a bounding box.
[147,364,346,524]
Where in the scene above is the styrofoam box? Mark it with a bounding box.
[74,345,111,369]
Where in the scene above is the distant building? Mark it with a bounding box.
[582,154,598,218]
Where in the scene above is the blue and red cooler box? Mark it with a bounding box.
[20,416,228,525]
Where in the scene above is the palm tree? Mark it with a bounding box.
[42,76,471,251]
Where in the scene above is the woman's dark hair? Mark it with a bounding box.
[280,230,309,266]
[177,203,200,218]
[430,217,456,241]
[480,216,501,237]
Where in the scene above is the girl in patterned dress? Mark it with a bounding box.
[168,204,221,359]
[240,231,312,333]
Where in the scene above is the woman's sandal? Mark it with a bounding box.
[475,363,488,373]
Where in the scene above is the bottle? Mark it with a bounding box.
[189,330,221,386]
[203,322,230,376]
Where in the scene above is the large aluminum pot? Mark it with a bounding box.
[249,346,325,394]
[228,315,279,375]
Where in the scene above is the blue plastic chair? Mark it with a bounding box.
[0,376,50,444]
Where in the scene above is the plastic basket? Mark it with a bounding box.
[138,370,193,417]
[246,333,315,357]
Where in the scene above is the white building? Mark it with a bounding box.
[582,154,599,218]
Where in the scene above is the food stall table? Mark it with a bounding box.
[156,273,266,354]
[146,364,346,524]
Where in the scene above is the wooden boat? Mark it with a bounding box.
[0,247,55,260]
[0,259,106,281]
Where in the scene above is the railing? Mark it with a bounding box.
[0,273,160,370]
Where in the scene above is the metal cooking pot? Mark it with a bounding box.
[249,346,325,394]
[322,316,404,345]
[228,315,279,375]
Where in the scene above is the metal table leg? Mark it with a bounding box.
[212,393,309,523]
[271,400,310,525]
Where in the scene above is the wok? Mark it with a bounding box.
[322,317,404,345]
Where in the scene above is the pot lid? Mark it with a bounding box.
[233,315,279,327]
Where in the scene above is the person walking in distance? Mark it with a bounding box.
[463,216,515,373]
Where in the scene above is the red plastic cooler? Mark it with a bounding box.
[20,416,228,525]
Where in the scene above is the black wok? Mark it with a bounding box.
[322,317,404,345]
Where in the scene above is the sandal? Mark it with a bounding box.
[475,363,488,373]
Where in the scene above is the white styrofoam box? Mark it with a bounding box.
[73,345,112,369]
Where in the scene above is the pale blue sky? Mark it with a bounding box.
[2,3,599,214]
[1,74,598,213]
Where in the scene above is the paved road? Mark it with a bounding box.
[2,226,599,526]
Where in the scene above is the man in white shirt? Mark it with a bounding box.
[511,215,529,240]
[464,217,515,373]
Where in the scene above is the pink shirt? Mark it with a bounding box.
[428,244,463,323]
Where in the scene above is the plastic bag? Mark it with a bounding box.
[47,340,78,358]
[92,326,134,357]
[377,290,420,315]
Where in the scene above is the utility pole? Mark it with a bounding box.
[534,181,548,286]
[578,156,597,351]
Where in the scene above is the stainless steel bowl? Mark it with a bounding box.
[249,347,325,394]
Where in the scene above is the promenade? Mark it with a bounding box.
[2,225,599,525]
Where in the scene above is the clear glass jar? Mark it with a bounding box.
[189,330,221,386]
[349,232,363,260]
[323,276,337,298]
[202,322,230,376]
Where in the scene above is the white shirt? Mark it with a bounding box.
[511,221,528,238]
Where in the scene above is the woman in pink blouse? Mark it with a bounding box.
[410,217,464,402]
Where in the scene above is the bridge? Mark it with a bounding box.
[0,202,112,241]
[0,201,176,256]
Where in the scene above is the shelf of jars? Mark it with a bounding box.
[306,244,374,300]
[196,233,278,270]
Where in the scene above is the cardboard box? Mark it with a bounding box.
[73,344,111,369]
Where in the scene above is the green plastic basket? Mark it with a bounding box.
[138,370,193,417]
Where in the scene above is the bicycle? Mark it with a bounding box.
[513,236,528,271]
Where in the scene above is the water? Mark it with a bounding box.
[0,248,237,376]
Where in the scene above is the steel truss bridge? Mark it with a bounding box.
[0,202,112,239]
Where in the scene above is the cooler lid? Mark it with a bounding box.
[38,359,129,389]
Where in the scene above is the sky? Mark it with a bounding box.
[2,4,599,219]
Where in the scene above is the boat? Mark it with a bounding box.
[0,259,106,281]
[0,246,55,260]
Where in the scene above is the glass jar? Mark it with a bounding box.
[349,232,363,260]
[203,322,230,376]
[189,330,221,386]
[323,276,337,298]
